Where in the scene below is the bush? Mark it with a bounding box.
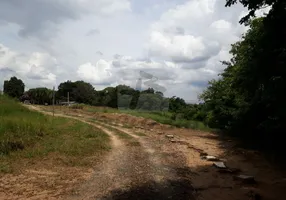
[70,104,84,109]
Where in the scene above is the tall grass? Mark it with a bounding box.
[0,95,48,154]
[0,95,110,172]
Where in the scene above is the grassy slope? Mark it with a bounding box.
[0,95,110,173]
[83,105,211,131]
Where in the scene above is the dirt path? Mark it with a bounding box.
[66,124,144,200]
[26,105,195,200]
[86,122,194,200]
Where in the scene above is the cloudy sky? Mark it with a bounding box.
[0,0,269,102]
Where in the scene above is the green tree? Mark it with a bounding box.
[100,87,117,108]
[117,85,136,109]
[136,93,165,111]
[201,19,265,130]
[129,90,140,109]
[57,81,76,101]
[169,96,186,113]
[3,77,25,98]
[141,88,155,94]
[72,81,97,105]
[201,15,286,151]
[27,88,53,105]
[183,104,207,121]
[56,80,97,105]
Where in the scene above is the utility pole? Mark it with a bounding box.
[67,92,70,106]
[52,86,55,117]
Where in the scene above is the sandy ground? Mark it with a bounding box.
[1,106,286,200]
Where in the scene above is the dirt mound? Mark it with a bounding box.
[94,113,166,130]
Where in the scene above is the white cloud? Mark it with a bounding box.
[146,0,245,67]
[69,0,249,101]
[0,0,251,101]
[159,0,216,23]
[238,5,271,20]
[75,53,219,101]
[148,31,206,62]
[255,6,271,17]
[0,0,131,38]
[86,29,100,36]
[0,43,57,88]
[210,19,232,31]
[77,60,113,85]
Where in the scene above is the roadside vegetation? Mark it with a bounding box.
[0,95,110,173]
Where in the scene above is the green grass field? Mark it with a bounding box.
[0,95,110,173]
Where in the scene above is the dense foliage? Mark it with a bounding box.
[57,81,97,105]
[200,0,286,151]
[24,88,53,105]
[3,77,25,99]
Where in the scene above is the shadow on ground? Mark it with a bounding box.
[101,179,194,200]
[197,131,286,167]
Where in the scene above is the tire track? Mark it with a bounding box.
[92,121,183,181]
[65,122,155,200]
[92,120,195,200]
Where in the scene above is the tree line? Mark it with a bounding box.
[1,75,214,127]
[2,77,196,114]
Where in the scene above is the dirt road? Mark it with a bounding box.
[28,106,195,200]
[1,105,286,200]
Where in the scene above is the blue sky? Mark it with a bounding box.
[0,0,269,102]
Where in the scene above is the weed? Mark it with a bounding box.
[134,132,147,137]
[127,141,141,146]
[0,162,12,173]
[70,104,84,109]
[122,124,133,129]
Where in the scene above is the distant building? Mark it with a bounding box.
[24,100,31,104]
[59,101,77,106]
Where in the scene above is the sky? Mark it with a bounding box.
[0,0,270,102]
